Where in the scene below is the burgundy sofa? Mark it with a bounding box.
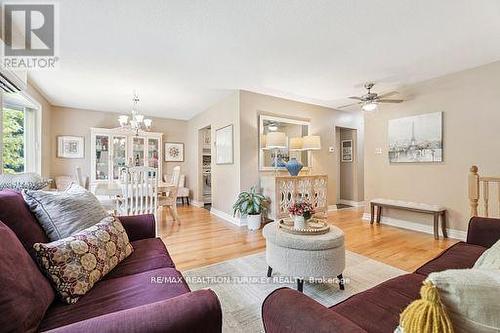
[0,190,222,333]
[262,216,500,333]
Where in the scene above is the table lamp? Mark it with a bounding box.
[302,135,321,174]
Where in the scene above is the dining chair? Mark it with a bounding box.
[158,166,181,222]
[117,166,158,218]
[75,167,90,190]
[55,176,73,191]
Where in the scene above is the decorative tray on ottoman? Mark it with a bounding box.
[278,218,330,235]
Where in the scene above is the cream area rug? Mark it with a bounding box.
[184,251,407,333]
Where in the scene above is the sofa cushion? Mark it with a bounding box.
[23,184,109,241]
[34,216,134,304]
[104,238,175,280]
[0,221,55,333]
[40,267,190,331]
[415,242,486,276]
[331,273,425,333]
[0,190,48,259]
[427,269,500,333]
[474,239,500,269]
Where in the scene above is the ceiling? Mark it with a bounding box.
[26,0,500,120]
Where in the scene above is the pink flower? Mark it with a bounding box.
[288,201,315,217]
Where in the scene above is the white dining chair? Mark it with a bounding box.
[158,166,181,222]
[75,167,90,190]
[116,166,158,218]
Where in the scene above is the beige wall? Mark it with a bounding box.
[186,92,240,215]
[239,90,364,206]
[364,60,500,232]
[49,106,187,181]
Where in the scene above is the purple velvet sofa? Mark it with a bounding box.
[0,190,222,333]
[262,216,500,333]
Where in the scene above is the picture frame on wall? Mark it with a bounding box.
[164,142,184,162]
[215,124,234,165]
[57,136,84,159]
[388,112,443,163]
[341,140,353,162]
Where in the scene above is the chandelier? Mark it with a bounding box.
[118,93,152,135]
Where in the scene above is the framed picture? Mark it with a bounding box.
[164,142,184,162]
[215,124,233,164]
[341,140,353,162]
[388,112,443,163]
[57,136,84,159]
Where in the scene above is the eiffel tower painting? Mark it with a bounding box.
[388,112,443,163]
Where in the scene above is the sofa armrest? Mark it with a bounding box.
[467,216,500,248]
[117,214,156,242]
[43,289,222,333]
[262,288,366,333]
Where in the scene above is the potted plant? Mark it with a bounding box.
[288,201,315,230]
[233,187,268,230]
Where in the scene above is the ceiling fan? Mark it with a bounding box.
[337,82,404,111]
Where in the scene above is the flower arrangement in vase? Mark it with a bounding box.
[288,201,315,230]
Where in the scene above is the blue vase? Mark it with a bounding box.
[286,158,303,176]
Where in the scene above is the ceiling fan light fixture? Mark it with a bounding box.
[362,101,378,112]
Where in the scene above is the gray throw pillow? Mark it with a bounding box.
[0,172,52,190]
[23,184,110,241]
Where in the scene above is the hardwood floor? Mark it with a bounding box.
[158,205,458,272]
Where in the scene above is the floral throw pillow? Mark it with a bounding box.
[33,216,133,304]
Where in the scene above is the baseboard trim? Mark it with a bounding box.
[361,213,466,241]
[190,200,204,208]
[339,199,365,207]
[328,205,338,212]
[210,208,244,226]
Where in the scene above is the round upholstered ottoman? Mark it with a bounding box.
[262,221,346,291]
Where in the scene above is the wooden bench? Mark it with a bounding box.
[370,198,447,239]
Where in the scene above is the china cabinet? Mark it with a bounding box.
[90,127,163,184]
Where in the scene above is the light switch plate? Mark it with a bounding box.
[375,148,383,154]
[329,146,335,153]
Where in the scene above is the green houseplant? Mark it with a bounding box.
[233,186,268,230]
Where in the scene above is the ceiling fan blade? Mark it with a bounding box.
[378,99,404,103]
[376,91,398,99]
[348,96,363,100]
[337,101,362,109]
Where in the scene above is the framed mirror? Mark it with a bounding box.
[259,115,310,171]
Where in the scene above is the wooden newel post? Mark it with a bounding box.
[468,165,479,217]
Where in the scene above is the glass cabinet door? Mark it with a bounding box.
[147,138,159,169]
[132,137,145,166]
[112,136,127,180]
[95,135,110,180]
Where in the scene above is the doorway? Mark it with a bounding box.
[335,127,362,209]
[199,126,212,210]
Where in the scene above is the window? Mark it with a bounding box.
[2,106,25,173]
[1,92,39,174]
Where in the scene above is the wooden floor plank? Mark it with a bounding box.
[158,205,458,272]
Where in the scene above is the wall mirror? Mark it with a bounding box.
[259,115,310,171]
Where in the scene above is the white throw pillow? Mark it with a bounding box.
[474,239,500,270]
[427,269,500,333]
